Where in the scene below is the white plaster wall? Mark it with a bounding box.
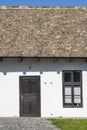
[41,58,87,117]
[0,58,87,117]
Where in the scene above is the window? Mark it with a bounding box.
[63,70,82,108]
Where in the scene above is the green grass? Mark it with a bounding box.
[49,119,87,130]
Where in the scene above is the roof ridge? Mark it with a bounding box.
[0,6,87,9]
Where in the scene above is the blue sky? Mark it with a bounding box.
[0,0,87,6]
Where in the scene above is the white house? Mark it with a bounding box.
[0,6,87,117]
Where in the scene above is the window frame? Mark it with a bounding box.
[62,70,83,108]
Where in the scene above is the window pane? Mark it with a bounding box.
[74,87,80,95]
[74,96,81,103]
[65,86,71,95]
[73,71,80,82]
[65,96,72,103]
[64,72,71,82]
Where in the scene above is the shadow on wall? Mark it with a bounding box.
[0,57,86,75]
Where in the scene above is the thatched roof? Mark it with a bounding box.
[0,6,87,57]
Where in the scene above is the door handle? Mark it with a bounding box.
[21,95,23,100]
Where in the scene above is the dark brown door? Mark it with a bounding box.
[20,76,40,117]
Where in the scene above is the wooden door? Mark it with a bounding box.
[20,76,40,117]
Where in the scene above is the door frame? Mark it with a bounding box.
[19,76,41,117]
